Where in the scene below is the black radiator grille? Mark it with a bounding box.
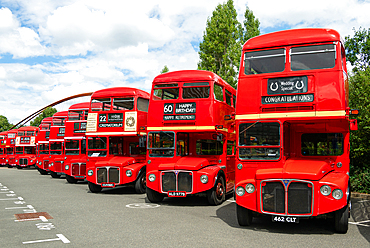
[71,163,86,176]
[287,182,312,214]
[261,180,313,215]
[97,167,119,184]
[43,160,49,170]
[161,171,192,193]
[19,158,28,165]
[262,182,285,213]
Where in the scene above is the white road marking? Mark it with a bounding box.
[39,216,48,222]
[5,205,34,210]
[22,234,70,244]
[126,203,160,208]
[349,220,370,227]
[226,199,236,203]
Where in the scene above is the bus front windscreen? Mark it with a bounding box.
[238,122,280,160]
[148,132,175,157]
[87,137,107,157]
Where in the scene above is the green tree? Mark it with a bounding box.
[348,67,370,193]
[345,27,370,71]
[0,115,13,132]
[30,107,57,127]
[243,7,260,42]
[161,65,169,74]
[198,1,260,88]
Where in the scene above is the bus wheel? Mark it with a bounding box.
[207,176,225,205]
[146,187,164,203]
[50,171,60,178]
[16,166,22,169]
[37,168,48,175]
[236,204,253,226]
[66,175,77,184]
[334,204,349,233]
[88,182,102,193]
[134,172,146,194]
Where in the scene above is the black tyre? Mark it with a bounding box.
[37,167,48,175]
[88,181,102,193]
[236,204,253,226]
[16,165,23,169]
[134,172,146,194]
[334,204,349,234]
[66,174,78,184]
[146,187,164,203]
[207,176,225,205]
[50,171,60,178]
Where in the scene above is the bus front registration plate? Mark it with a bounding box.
[168,191,186,197]
[272,216,299,223]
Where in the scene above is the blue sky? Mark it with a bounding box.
[1,0,370,124]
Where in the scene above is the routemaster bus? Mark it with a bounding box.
[62,102,89,183]
[0,131,7,166]
[48,111,68,178]
[234,28,358,233]
[15,126,38,169]
[85,87,149,194]
[36,117,53,175]
[145,70,236,205]
[5,129,17,168]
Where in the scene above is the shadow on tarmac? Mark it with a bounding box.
[351,197,370,243]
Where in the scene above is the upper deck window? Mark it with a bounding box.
[214,83,224,101]
[291,44,336,71]
[91,98,111,111]
[53,118,65,126]
[238,122,280,160]
[301,133,343,156]
[18,131,25,136]
[112,97,134,111]
[68,110,84,121]
[183,82,210,99]
[137,97,149,112]
[26,131,35,136]
[244,49,285,75]
[153,84,179,100]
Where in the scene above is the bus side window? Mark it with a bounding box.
[214,83,224,102]
[225,89,232,106]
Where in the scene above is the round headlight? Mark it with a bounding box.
[320,185,331,196]
[200,175,208,184]
[126,170,132,177]
[49,163,53,167]
[65,165,69,170]
[87,170,93,176]
[39,162,42,165]
[336,162,342,168]
[237,163,243,170]
[30,160,33,163]
[15,159,18,162]
[148,174,156,182]
[245,183,255,194]
[236,186,245,196]
[332,189,343,200]
[147,160,151,164]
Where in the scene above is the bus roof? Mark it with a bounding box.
[243,28,341,50]
[52,111,68,118]
[153,70,235,93]
[18,126,38,131]
[68,102,90,111]
[41,117,53,123]
[91,87,150,99]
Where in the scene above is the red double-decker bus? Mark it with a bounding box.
[0,131,7,166]
[85,87,149,194]
[14,126,38,169]
[145,70,236,205]
[62,102,89,183]
[36,117,53,175]
[5,129,17,168]
[48,111,68,178]
[234,28,358,233]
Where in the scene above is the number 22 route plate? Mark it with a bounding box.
[272,216,299,223]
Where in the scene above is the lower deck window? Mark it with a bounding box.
[301,133,343,156]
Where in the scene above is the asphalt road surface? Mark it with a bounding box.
[0,167,369,247]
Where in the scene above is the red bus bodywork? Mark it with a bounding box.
[85,87,149,194]
[146,70,236,205]
[48,111,68,178]
[62,102,90,183]
[235,28,356,233]
[36,117,53,174]
[0,131,7,166]
[15,126,38,169]
[5,129,17,168]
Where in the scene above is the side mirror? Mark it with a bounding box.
[350,119,358,131]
